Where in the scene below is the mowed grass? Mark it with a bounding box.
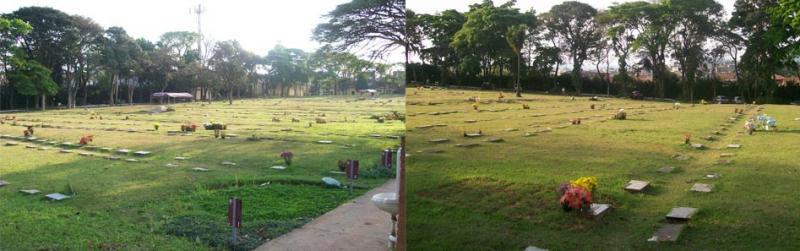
[406,88,800,250]
[0,95,404,250]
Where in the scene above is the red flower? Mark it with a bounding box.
[559,185,592,211]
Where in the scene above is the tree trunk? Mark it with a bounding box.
[41,94,46,111]
[515,52,521,97]
[109,73,117,105]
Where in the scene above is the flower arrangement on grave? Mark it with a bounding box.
[79,135,93,145]
[472,103,479,110]
[522,104,530,109]
[280,151,294,165]
[498,92,505,101]
[613,108,626,120]
[558,176,597,212]
[338,160,349,171]
[181,123,197,132]
[153,123,160,131]
[684,133,691,145]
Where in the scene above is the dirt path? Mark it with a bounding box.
[255,179,397,251]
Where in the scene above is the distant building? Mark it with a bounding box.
[774,75,800,86]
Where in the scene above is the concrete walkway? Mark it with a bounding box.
[256,179,396,251]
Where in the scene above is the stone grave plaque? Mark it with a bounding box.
[464,133,482,138]
[416,125,434,129]
[270,165,286,170]
[59,149,73,153]
[524,246,548,251]
[106,156,120,160]
[485,138,504,143]
[117,149,131,154]
[101,147,113,152]
[78,152,92,156]
[434,124,448,127]
[523,132,536,137]
[690,143,704,149]
[25,145,37,149]
[5,141,19,146]
[174,156,189,160]
[0,180,8,187]
[624,180,650,192]
[317,140,334,144]
[674,154,690,161]
[648,224,686,242]
[704,173,721,179]
[20,189,40,194]
[727,144,741,148]
[455,143,480,148]
[658,166,676,174]
[134,151,151,156]
[505,128,519,132]
[221,161,237,166]
[587,203,612,218]
[429,139,450,143]
[165,163,178,167]
[369,134,382,138]
[125,158,139,162]
[387,135,400,139]
[690,183,713,193]
[38,147,50,151]
[192,167,209,172]
[45,193,71,201]
[465,120,477,123]
[666,207,698,220]
[720,153,735,157]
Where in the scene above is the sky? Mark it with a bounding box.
[0,0,404,64]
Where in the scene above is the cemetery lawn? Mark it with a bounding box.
[0,96,404,250]
[406,88,800,250]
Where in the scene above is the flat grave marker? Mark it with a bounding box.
[727,144,742,149]
[78,152,92,156]
[666,207,698,220]
[690,183,713,193]
[117,149,131,154]
[0,180,8,187]
[59,149,73,153]
[587,203,612,218]
[429,138,450,143]
[174,156,189,160]
[624,180,650,192]
[221,161,237,166]
[317,140,334,144]
[658,166,676,174]
[720,153,735,157]
[691,143,705,149]
[45,193,71,201]
[133,151,151,156]
[125,158,139,162]
[270,165,286,170]
[192,167,210,172]
[106,156,120,161]
[704,173,721,179]
[485,138,504,143]
[20,189,40,195]
[455,143,480,148]
[5,141,19,146]
[464,133,482,138]
[648,224,686,242]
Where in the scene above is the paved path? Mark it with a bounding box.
[256,179,396,251]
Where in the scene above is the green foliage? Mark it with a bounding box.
[7,56,58,97]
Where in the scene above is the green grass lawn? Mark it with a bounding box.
[0,95,404,250]
[406,87,800,250]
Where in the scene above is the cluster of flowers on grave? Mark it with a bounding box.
[79,135,93,145]
[203,121,226,130]
[181,123,197,132]
[756,114,777,130]
[558,176,597,212]
[280,151,294,165]
[684,133,692,144]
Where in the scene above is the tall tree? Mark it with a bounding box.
[209,40,247,105]
[543,1,602,95]
[0,17,32,109]
[313,0,406,63]
[101,26,140,105]
[669,0,724,102]
[7,55,58,110]
[505,24,527,97]
[601,1,650,95]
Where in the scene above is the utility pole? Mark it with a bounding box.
[191,3,205,101]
